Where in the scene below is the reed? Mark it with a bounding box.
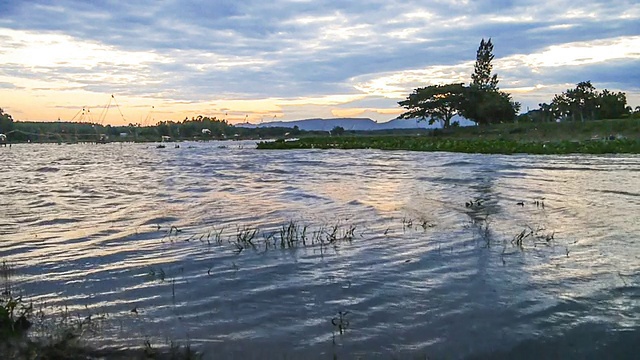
[1,260,14,296]
[331,311,350,335]
[203,220,361,254]
[511,224,556,249]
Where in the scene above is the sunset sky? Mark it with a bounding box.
[1,0,639,125]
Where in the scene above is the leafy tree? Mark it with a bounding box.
[461,87,520,125]
[598,89,629,119]
[565,81,598,121]
[398,83,466,128]
[330,126,345,136]
[0,108,15,134]
[548,81,629,121]
[550,92,571,121]
[537,102,555,122]
[462,86,519,125]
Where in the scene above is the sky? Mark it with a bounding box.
[0,0,639,125]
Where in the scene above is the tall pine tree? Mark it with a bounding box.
[462,38,519,124]
[471,38,499,91]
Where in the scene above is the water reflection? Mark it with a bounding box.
[0,143,639,359]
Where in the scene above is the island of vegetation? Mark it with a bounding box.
[257,39,640,154]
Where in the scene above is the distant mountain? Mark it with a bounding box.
[236,116,471,131]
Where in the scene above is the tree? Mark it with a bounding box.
[537,102,554,122]
[565,81,598,121]
[462,39,519,125]
[461,86,519,125]
[471,38,499,91]
[0,108,15,134]
[330,126,345,136]
[397,38,519,126]
[598,89,629,119]
[549,81,629,121]
[398,83,466,128]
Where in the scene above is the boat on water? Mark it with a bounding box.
[156,135,171,148]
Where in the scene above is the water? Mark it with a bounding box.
[1,142,639,359]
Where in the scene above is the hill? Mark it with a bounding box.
[236,116,471,131]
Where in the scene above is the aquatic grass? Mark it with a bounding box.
[331,310,350,336]
[277,220,307,248]
[143,340,204,360]
[235,226,258,247]
[1,262,202,359]
[258,135,640,155]
[231,226,259,254]
[401,217,413,232]
[341,224,357,242]
[188,220,362,255]
[161,225,184,242]
[210,226,225,246]
[462,215,493,247]
[1,293,115,360]
[511,225,556,249]
[1,260,15,296]
[148,267,167,282]
[419,219,436,231]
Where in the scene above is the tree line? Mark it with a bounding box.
[399,39,639,127]
[0,112,313,142]
[529,81,633,122]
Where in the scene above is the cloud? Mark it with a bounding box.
[0,0,639,123]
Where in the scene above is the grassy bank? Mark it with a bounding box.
[258,118,640,154]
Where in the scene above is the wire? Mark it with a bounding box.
[111,94,127,124]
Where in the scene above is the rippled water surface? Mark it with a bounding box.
[1,142,639,359]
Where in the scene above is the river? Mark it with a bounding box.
[1,141,639,359]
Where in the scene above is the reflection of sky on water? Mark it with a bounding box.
[1,143,639,358]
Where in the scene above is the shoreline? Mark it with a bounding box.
[257,137,640,154]
[257,118,640,154]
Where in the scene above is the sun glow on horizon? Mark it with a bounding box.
[1,20,639,125]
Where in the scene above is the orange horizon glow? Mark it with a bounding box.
[2,28,639,125]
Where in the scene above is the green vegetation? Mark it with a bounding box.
[259,38,639,154]
[0,113,315,143]
[1,116,304,143]
[258,118,640,154]
[531,81,631,122]
[0,108,14,135]
[399,38,520,127]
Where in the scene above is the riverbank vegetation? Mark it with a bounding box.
[257,132,640,154]
[258,38,639,154]
[0,112,315,144]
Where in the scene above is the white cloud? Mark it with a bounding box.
[0,0,638,123]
